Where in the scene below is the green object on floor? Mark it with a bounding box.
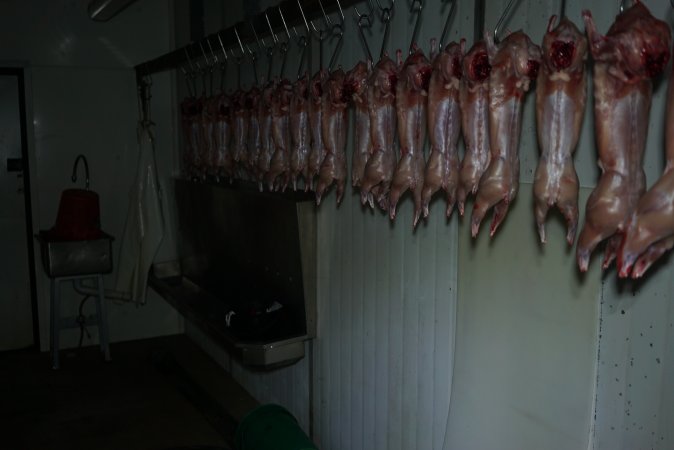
[235,404,317,450]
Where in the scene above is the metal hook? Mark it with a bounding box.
[216,32,229,92]
[247,22,263,85]
[409,0,423,55]
[265,10,280,47]
[619,0,633,13]
[207,38,218,66]
[375,0,395,59]
[319,0,345,71]
[180,66,194,97]
[199,41,211,68]
[493,0,518,45]
[233,26,246,88]
[293,26,310,78]
[184,46,196,73]
[199,41,215,95]
[292,3,312,78]
[138,73,152,125]
[278,5,293,78]
[233,26,246,60]
[438,0,457,51]
[194,60,207,95]
[71,154,90,190]
[354,0,374,62]
[560,0,566,18]
[184,47,198,95]
[246,44,259,85]
[263,9,279,81]
[299,0,328,70]
[217,32,229,61]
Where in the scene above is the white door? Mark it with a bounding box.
[0,71,34,351]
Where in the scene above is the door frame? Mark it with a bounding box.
[0,67,40,350]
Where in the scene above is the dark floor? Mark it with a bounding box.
[0,335,257,450]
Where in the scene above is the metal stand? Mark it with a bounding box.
[49,274,111,369]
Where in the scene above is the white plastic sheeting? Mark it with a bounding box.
[114,123,165,304]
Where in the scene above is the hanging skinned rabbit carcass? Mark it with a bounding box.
[576,2,671,272]
[618,61,674,279]
[470,30,541,238]
[456,39,492,216]
[533,15,588,245]
[421,0,463,220]
[389,1,432,227]
[360,0,397,211]
[421,38,464,219]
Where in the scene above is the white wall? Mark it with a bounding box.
[181,1,674,449]
[0,0,183,350]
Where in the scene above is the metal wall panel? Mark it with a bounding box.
[313,194,459,450]
[446,187,601,450]
[594,269,674,450]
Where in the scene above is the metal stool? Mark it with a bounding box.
[50,274,111,369]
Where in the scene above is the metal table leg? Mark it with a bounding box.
[95,274,111,361]
[50,278,60,370]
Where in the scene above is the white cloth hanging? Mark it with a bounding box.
[114,121,164,304]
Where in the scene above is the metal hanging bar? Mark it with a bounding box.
[376,0,395,59]
[438,0,457,51]
[134,0,362,79]
[354,0,374,62]
[560,0,566,17]
[493,0,518,45]
[409,0,423,54]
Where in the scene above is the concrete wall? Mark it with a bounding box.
[0,0,184,350]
